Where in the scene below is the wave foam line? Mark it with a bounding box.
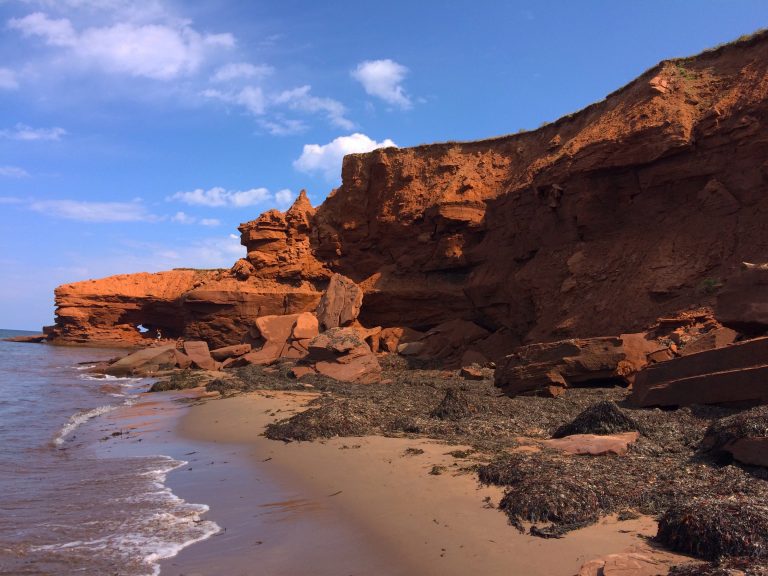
[53,405,119,446]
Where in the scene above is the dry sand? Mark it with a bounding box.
[160,390,693,576]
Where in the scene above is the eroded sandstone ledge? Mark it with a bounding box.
[50,31,768,351]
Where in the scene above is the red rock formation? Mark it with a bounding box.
[630,337,768,407]
[49,33,768,355]
[50,268,321,348]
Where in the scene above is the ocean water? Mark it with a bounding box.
[0,329,219,575]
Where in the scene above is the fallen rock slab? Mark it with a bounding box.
[630,337,768,407]
[237,312,319,366]
[104,344,178,376]
[495,337,629,397]
[576,552,668,576]
[417,319,490,364]
[210,343,251,361]
[679,326,739,357]
[304,327,381,383]
[716,263,768,334]
[544,432,640,456]
[183,341,218,371]
[460,365,486,380]
[315,273,363,330]
[379,326,424,353]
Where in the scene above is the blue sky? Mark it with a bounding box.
[0,0,766,330]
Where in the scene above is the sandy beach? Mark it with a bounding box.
[127,389,692,576]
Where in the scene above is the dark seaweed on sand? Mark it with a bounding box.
[658,497,768,561]
[669,558,768,575]
[701,406,768,458]
[149,369,205,392]
[205,354,768,566]
[551,400,640,438]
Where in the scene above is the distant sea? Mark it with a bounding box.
[0,329,218,575]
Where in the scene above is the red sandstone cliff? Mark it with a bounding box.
[50,32,768,353]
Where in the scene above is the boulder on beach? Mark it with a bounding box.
[495,337,630,397]
[544,432,640,456]
[183,341,218,371]
[298,327,381,383]
[238,312,319,366]
[315,273,363,330]
[104,344,178,376]
[576,553,667,576]
[210,344,251,362]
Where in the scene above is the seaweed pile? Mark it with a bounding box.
[669,558,768,575]
[259,355,631,447]
[658,497,768,560]
[701,405,768,459]
[551,400,641,438]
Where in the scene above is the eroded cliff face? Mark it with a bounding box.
[50,270,320,348]
[51,32,768,351]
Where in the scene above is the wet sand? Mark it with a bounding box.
[158,390,693,576]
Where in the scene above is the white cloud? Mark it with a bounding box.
[9,12,77,46]
[211,62,272,83]
[203,86,266,115]
[200,218,220,227]
[19,0,169,22]
[169,186,270,207]
[29,199,157,222]
[0,68,19,90]
[0,196,24,204]
[8,12,234,80]
[204,84,352,131]
[0,123,66,141]
[352,59,411,109]
[113,233,245,271]
[293,133,396,180]
[259,117,307,136]
[0,166,30,178]
[272,85,354,129]
[274,188,293,207]
[171,211,195,224]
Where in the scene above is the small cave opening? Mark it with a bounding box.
[570,377,630,389]
[121,309,186,342]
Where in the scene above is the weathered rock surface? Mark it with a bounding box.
[716,263,768,334]
[239,312,319,365]
[300,327,381,383]
[315,273,363,330]
[630,338,768,407]
[104,344,178,376]
[495,337,634,397]
[576,553,668,576]
[210,344,251,361]
[544,431,640,456]
[49,34,768,362]
[183,341,218,371]
[50,269,320,348]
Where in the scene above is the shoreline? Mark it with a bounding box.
[155,389,692,576]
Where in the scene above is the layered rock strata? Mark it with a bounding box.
[49,33,768,358]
